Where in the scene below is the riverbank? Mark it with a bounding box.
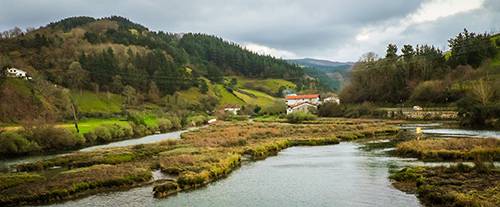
[388,133,500,206]
[0,118,398,206]
[391,165,499,207]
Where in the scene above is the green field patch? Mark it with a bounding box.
[231,76,296,96]
[59,118,130,134]
[233,89,277,106]
[71,91,123,115]
[214,84,245,105]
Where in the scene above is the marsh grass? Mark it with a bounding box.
[3,118,399,205]
[391,165,500,207]
[396,138,500,161]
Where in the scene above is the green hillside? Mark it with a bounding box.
[0,16,308,124]
[233,76,296,95]
[71,91,123,116]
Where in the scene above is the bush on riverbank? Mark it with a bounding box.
[396,138,500,161]
[4,118,400,206]
[391,165,500,207]
[0,164,151,206]
[0,132,40,156]
[286,111,316,123]
[0,125,84,158]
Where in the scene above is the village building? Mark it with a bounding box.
[323,96,340,104]
[6,67,31,80]
[223,104,241,115]
[285,94,320,114]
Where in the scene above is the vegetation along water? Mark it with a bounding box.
[0,7,499,207]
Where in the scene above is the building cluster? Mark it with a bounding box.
[285,94,339,114]
[5,67,31,80]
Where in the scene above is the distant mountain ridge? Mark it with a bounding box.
[287,58,354,91]
[288,58,354,68]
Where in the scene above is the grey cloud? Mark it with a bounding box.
[0,0,497,61]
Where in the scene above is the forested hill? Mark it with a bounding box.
[0,16,304,95]
[340,29,500,128]
[287,58,353,91]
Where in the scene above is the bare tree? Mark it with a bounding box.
[470,78,494,105]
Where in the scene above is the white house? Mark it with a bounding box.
[323,96,340,104]
[6,68,31,80]
[286,102,318,114]
[285,94,320,114]
[223,104,241,115]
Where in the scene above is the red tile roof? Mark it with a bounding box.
[288,101,319,108]
[286,94,320,100]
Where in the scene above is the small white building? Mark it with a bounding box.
[323,96,340,104]
[285,94,321,114]
[6,68,31,80]
[287,102,318,114]
[223,105,241,115]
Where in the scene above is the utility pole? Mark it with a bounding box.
[70,96,79,133]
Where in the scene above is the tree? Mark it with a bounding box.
[122,85,139,106]
[385,44,398,60]
[199,79,209,94]
[147,81,161,103]
[110,75,124,93]
[230,78,238,87]
[448,29,497,68]
[206,62,223,83]
[470,79,494,105]
[401,44,414,61]
[65,61,88,91]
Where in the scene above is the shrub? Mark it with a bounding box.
[343,102,382,118]
[83,131,97,144]
[93,126,112,143]
[317,102,345,117]
[131,123,149,137]
[103,124,133,140]
[0,132,40,156]
[169,116,182,129]
[409,80,448,103]
[126,111,147,126]
[186,115,208,127]
[26,125,84,151]
[286,111,317,123]
[157,118,173,132]
[260,101,286,115]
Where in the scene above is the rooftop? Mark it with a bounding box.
[286,94,320,100]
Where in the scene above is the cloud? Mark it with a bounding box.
[243,43,297,59]
[355,0,485,42]
[0,0,498,61]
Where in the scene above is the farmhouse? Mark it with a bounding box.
[285,94,320,114]
[223,104,241,115]
[323,96,340,104]
[6,67,31,80]
[286,102,319,114]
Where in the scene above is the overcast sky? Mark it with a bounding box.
[1,0,499,61]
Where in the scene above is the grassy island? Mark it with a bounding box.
[0,118,398,206]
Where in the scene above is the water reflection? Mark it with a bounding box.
[50,143,421,207]
[400,123,500,139]
[0,128,193,170]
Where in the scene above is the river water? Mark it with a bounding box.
[0,129,190,171]
[50,143,421,207]
[400,123,500,139]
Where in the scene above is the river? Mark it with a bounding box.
[400,123,500,139]
[0,128,191,171]
[49,142,421,207]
